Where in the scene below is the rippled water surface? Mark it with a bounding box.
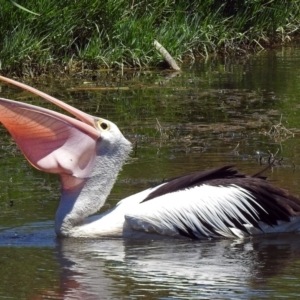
[2,46,300,299]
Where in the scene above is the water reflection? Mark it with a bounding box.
[51,234,300,299]
[1,226,300,299]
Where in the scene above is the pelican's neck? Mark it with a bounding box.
[55,137,131,237]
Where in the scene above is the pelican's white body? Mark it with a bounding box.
[58,183,300,239]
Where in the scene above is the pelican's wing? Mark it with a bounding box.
[0,98,100,190]
[125,167,300,239]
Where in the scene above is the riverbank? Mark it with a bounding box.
[1,0,300,76]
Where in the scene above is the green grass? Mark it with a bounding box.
[1,0,300,75]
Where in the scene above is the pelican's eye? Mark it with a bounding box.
[98,121,110,131]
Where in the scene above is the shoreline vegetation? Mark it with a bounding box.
[1,0,300,76]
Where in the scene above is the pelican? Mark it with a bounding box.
[0,75,300,239]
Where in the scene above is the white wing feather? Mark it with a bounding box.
[125,184,265,238]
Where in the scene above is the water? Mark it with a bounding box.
[1,45,300,298]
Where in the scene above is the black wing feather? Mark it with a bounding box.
[142,165,243,202]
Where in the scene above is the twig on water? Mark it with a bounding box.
[264,114,294,141]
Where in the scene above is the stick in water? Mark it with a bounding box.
[154,40,181,71]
